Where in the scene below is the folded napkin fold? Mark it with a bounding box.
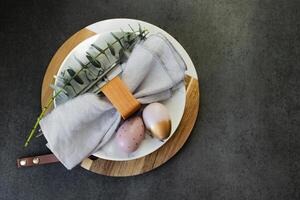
[40,33,187,169]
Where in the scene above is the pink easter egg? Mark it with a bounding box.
[116,116,145,153]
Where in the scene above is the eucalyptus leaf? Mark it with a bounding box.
[86,52,102,68]
[111,32,124,49]
[74,56,87,69]
[138,23,143,34]
[118,48,124,61]
[67,68,84,85]
[120,28,130,45]
[66,82,76,93]
[91,44,110,61]
[83,70,92,81]
[138,24,146,39]
[129,35,137,46]
[106,42,115,56]
[128,24,136,35]
[118,48,129,63]
[126,33,131,43]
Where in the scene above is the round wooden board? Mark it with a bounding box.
[41,28,200,176]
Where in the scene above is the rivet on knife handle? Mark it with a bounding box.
[17,154,59,168]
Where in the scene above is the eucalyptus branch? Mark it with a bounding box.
[24,26,149,147]
[75,32,149,95]
[91,30,147,58]
[75,62,119,96]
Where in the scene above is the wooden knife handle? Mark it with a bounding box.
[17,154,59,168]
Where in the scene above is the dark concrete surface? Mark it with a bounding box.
[0,0,299,199]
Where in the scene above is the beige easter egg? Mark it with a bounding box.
[142,103,171,140]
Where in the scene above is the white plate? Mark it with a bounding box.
[54,19,198,161]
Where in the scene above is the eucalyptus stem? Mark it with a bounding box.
[24,28,149,147]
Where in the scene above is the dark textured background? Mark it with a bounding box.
[0,0,299,199]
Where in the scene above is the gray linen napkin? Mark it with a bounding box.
[39,33,186,169]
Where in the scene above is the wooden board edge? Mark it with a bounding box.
[81,158,93,170]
